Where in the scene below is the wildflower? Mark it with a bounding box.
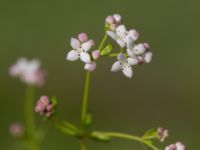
[66,33,94,63]
[105,14,122,31]
[107,25,139,48]
[84,62,97,72]
[9,122,24,138]
[165,142,186,150]
[35,96,55,118]
[127,43,153,64]
[111,53,138,78]
[9,58,46,86]
[157,127,169,142]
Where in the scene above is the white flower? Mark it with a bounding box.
[107,25,139,48]
[66,35,94,63]
[127,43,153,64]
[111,54,138,78]
[165,142,186,150]
[9,58,45,86]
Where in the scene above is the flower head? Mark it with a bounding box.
[105,14,122,31]
[107,25,139,48]
[111,53,138,78]
[157,127,169,142]
[127,43,153,64]
[35,96,56,118]
[9,58,46,86]
[165,142,186,150]
[66,33,95,63]
[9,122,24,138]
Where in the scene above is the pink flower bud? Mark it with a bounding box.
[113,14,122,23]
[78,33,88,43]
[46,104,53,111]
[9,122,24,138]
[84,62,96,72]
[105,15,115,24]
[129,29,139,41]
[92,50,100,60]
[88,39,95,47]
[143,42,150,49]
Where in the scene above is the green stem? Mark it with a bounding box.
[102,132,160,150]
[80,138,88,150]
[25,85,39,150]
[99,34,108,51]
[81,71,91,124]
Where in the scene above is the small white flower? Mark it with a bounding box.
[9,58,45,86]
[66,36,94,63]
[107,25,139,48]
[111,54,138,78]
[165,142,186,150]
[127,43,153,64]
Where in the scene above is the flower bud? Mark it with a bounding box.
[84,62,96,72]
[105,15,115,24]
[129,29,139,41]
[78,33,88,43]
[92,50,100,60]
[113,14,122,23]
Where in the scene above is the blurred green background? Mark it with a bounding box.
[0,0,199,149]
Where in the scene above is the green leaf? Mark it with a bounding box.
[101,44,113,56]
[83,112,93,128]
[51,96,58,107]
[55,121,78,136]
[91,131,111,142]
[143,128,158,140]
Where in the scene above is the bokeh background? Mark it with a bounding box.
[0,0,199,149]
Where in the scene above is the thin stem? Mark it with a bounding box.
[99,34,108,51]
[80,138,88,150]
[101,132,160,150]
[109,53,128,57]
[25,85,40,150]
[81,71,91,124]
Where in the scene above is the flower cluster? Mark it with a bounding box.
[106,14,153,78]
[105,14,122,31]
[35,96,55,118]
[9,58,46,86]
[66,33,100,72]
[165,142,186,150]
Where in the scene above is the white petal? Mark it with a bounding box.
[126,36,134,49]
[80,52,91,63]
[134,44,146,55]
[66,50,79,61]
[116,25,126,34]
[84,62,96,72]
[127,57,138,65]
[81,41,92,51]
[117,39,126,48]
[128,29,139,41]
[113,14,122,22]
[107,31,117,40]
[127,49,135,57]
[144,52,153,63]
[71,38,81,49]
[122,65,133,78]
[111,61,122,72]
[176,142,186,150]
